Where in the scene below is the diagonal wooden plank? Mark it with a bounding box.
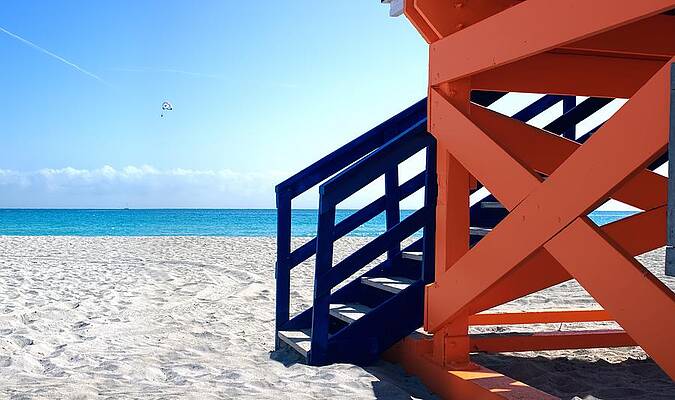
[545,218,675,379]
[467,206,666,314]
[429,93,540,210]
[427,59,672,331]
[430,0,675,85]
[470,104,668,211]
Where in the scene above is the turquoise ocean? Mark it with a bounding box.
[0,209,634,236]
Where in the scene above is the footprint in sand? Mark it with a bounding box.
[12,335,34,348]
[0,356,11,367]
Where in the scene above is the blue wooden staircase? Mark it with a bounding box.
[274,91,668,366]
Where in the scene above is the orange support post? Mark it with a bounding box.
[392,1,675,397]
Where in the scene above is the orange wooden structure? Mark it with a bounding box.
[382,1,675,398]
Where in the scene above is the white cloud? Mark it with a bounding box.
[0,166,290,208]
[0,163,430,209]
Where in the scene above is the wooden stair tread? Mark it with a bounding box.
[330,303,373,323]
[402,251,422,261]
[481,201,505,209]
[470,227,492,236]
[278,330,311,357]
[362,276,415,293]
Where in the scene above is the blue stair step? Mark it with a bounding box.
[361,276,415,294]
[402,251,422,261]
[278,329,311,357]
[330,303,373,323]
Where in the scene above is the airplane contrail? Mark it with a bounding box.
[0,25,111,86]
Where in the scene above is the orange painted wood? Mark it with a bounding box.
[429,92,540,209]
[469,310,613,326]
[406,0,519,42]
[434,147,471,278]
[470,105,668,211]
[467,206,666,314]
[429,0,675,85]
[471,51,667,98]
[426,60,671,332]
[403,1,438,44]
[561,15,675,59]
[545,218,675,378]
[470,330,636,353]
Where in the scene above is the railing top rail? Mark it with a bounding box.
[319,120,432,207]
[275,98,427,199]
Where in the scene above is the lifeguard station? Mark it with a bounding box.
[274,1,675,398]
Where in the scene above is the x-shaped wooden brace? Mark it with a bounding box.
[427,60,675,378]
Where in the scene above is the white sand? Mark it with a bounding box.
[0,236,672,399]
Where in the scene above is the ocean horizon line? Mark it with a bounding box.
[0,209,636,237]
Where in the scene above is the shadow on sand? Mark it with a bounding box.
[270,346,674,399]
[473,353,675,400]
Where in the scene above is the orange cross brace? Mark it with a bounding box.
[426,60,675,378]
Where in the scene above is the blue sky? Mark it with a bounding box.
[0,1,428,208]
[0,2,656,210]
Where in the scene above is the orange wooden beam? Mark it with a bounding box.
[470,330,636,353]
[546,219,675,378]
[468,309,613,326]
[426,60,671,332]
[470,105,668,211]
[435,148,471,277]
[429,0,675,85]
[404,0,520,43]
[561,15,675,59]
[471,51,667,98]
[467,206,666,314]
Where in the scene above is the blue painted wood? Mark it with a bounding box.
[327,281,425,365]
[309,202,336,365]
[286,172,425,269]
[562,96,577,139]
[422,139,437,284]
[470,90,507,107]
[320,122,432,207]
[276,99,427,199]
[471,194,508,228]
[385,167,401,260]
[544,97,612,135]
[274,192,292,348]
[649,152,669,171]
[278,89,633,365]
[667,63,675,277]
[317,207,428,295]
[512,95,565,122]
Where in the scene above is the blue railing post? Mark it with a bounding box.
[666,62,675,277]
[422,140,437,284]
[310,197,336,365]
[562,96,576,139]
[385,167,401,260]
[275,190,292,348]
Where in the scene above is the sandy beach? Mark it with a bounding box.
[0,236,672,399]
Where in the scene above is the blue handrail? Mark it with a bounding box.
[274,99,428,338]
[308,124,436,364]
